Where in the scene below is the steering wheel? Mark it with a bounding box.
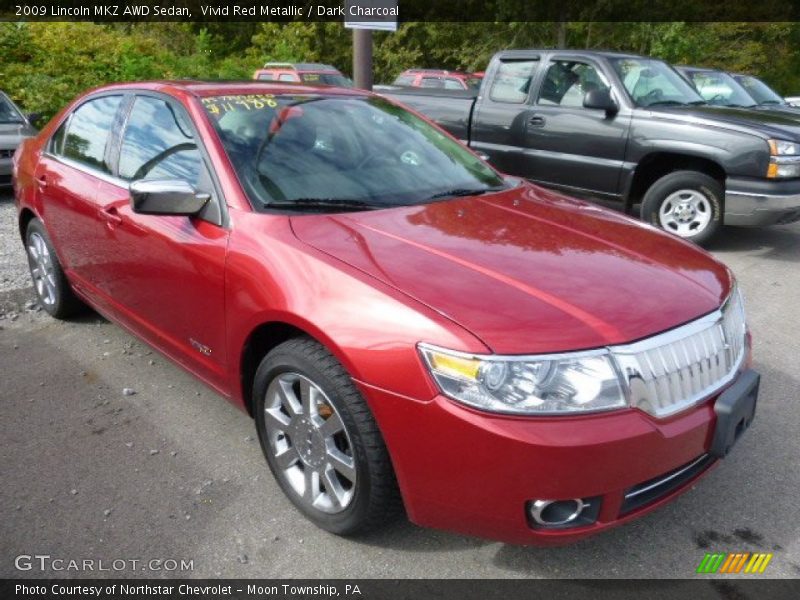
[132,143,197,180]
[641,88,664,105]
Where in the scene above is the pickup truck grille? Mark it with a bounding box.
[611,289,747,418]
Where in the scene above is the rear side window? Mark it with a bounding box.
[61,96,123,172]
[444,78,464,90]
[489,61,537,103]
[257,72,275,81]
[393,74,414,86]
[278,73,297,82]
[118,96,205,188]
[420,77,443,88]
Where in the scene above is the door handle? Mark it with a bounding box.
[527,115,546,128]
[101,206,123,227]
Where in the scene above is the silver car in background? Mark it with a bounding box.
[0,91,38,188]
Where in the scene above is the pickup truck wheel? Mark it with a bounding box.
[25,219,84,319]
[641,171,722,245]
[253,337,402,536]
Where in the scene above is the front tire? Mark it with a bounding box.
[641,170,723,245]
[253,337,402,535]
[25,219,84,319]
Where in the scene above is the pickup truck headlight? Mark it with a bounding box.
[418,344,626,415]
[767,139,800,178]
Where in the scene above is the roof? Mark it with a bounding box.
[494,49,648,61]
[259,62,340,72]
[84,80,368,99]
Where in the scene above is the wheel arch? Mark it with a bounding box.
[18,207,37,242]
[627,152,726,210]
[238,317,361,419]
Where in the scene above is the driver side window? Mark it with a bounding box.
[118,96,207,189]
[538,61,609,107]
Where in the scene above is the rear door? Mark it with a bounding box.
[34,94,124,288]
[470,57,541,176]
[522,57,631,195]
[91,93,230,388]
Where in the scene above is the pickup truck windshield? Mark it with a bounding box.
[0,95,24,124]
[204,94,506,212]
[683,71,756,107]
[732,74,786,106]
[611,59,705,107]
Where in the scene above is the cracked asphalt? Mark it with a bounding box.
[1,191,799,579]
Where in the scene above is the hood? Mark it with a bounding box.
[290,184,731,355]
[646,105,800,141]
[0,122,37,148]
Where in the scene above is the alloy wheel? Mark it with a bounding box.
[27,231,57,306]
[263,372,357,514]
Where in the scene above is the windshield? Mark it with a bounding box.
[0,94,24,124]
[203,94,506,211]
[684,70,755,107]
[611,58,704,107]
[300,73,354,88]
[732,74,785,105]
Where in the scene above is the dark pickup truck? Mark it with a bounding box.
[384,49,800,244]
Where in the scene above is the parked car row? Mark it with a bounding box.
[383,50,800,244]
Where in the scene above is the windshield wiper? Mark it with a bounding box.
[759,100,782,105]
[427,186,505,200]
[263,198,382,212]
[646,100,688,107]
[688,100,708,105]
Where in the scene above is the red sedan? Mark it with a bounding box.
[12,81,758,545]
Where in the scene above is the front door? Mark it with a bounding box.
[522,59,631,196]
[92,94,229,390]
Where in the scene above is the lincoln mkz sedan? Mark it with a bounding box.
[13,81,758,544]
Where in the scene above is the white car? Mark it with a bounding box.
[785,96,800,107]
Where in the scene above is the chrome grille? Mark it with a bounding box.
[611,288,747,418]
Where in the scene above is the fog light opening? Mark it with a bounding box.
[530,498,586,527]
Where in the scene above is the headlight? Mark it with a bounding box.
[767,139,800,178]
[418,344,626,415]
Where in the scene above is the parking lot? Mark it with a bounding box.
[1,190,799,579]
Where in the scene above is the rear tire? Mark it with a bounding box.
[641,170,723,246]
[25,219,84,319]
[253,337,403,535]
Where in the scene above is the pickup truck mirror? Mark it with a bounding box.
[583,89,618,114]
[129,179,210,217]
[26,112,42,125]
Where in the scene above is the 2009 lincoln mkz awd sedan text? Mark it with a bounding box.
[13,81,758,545]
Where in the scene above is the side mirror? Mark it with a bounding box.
[26,112,41,125]
[129,179,210,217]
[583,88,618,114]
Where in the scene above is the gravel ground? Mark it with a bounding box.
[0,197,30,295]
[1,191,799,579]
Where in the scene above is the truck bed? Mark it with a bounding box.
[379,87,477,143]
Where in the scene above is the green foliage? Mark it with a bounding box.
[1,21,799,122]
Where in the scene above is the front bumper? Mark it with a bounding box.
[358,367,754,546]
[725,177,800,226]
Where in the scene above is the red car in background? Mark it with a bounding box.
[13,80,757,545]
[392,68,482,90]
[253,62,353,87]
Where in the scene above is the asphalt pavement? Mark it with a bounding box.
[1,191,799,579]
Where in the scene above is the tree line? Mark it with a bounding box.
[1,21,798,121]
